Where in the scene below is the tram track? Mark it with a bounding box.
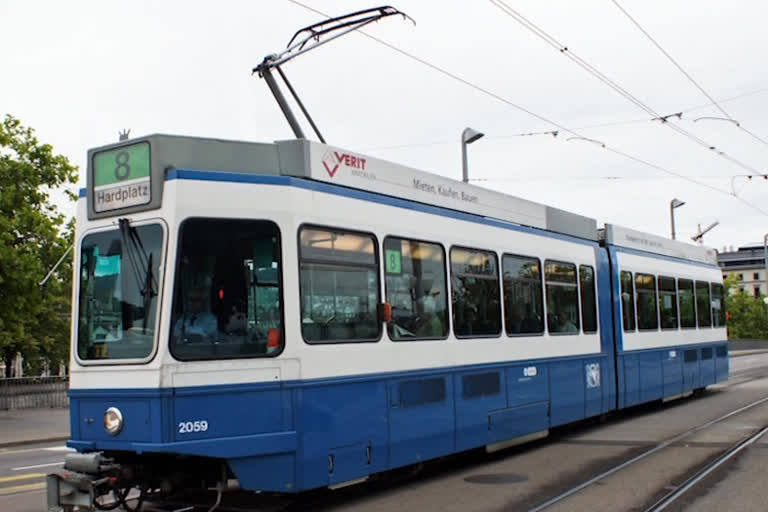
[641,423,768,512]
[525,392,768,511]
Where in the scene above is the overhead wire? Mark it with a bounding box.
[367,88,768,151]
[283,0,768,217]
[611,0,768,148]
[489,0,764,175]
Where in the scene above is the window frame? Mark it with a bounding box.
[620,270,636,332]
[711,282,726,328]
[695,280,712,328]
[501,252,545,337]
[544,259,581,336]
[449,245,503,339]
[383,235,450,342]
[658,275,678,331]
[579,264,598,334]
[297,223,383,345]
[168,216,286,362]
[678,278,697,329]
[635,273,659,331]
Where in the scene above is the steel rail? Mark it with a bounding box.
[526,393,768,512]
[644,423,768,511]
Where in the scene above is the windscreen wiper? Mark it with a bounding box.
[118,219,158,333]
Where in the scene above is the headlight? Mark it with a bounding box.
[104,407,124,436]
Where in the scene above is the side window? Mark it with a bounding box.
[696,280,712,328]
[658,276,678,330]
[299,226,380,343]
[502,254,544,335]
[620,271,636,331]
[384,237,449,340]
[635,273,658,330]
[450,247,501,337]
[711,283,726,327]
[545,260,580,334]
[678,278,696,328]
[579,265,598,333]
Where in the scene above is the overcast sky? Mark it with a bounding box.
[2,0,767,251]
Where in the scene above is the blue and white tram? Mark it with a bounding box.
[49,135,727,508]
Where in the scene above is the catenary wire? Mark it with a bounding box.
[366,88,768,151]
[489,0,765,174]
[283,0,768,217]
[611,0,768,148]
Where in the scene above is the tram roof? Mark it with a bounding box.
[602,224,717,265]
[86,134,597,241]
[84,134,717,263]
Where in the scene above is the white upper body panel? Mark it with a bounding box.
[70,176,602,389]
[614,250,726,351]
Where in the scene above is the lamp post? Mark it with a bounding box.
[461,127,484,183]
[670,198,685,240]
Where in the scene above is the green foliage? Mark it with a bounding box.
[723,274,768,339]
[0,115,78,376]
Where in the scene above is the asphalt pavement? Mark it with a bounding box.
[0,408,69,448]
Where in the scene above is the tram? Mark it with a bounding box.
[46,133,727,509]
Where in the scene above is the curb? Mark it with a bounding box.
[730,350,768,358]
[0,435,70,449]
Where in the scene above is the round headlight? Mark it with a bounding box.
[104,407,124,436]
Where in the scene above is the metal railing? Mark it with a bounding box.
[0,376,69,410]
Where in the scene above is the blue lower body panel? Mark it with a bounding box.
[617,341,728,410]
[67,347,713,493]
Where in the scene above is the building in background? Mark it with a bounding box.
[718,245,767,297]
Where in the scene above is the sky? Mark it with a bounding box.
[1,0,767,252]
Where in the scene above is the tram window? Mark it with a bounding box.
[696,280,712,328]
[299,226,380,343]
[658,276,678,330]
[502,254,544,335]
[579,265,597,334]
[635,274,658,330]
[545,261,580,334]
[384,237,449,340]
[620,271,636,331]
[170,219,284,360]
[711,283,726,327]
[678,279,696,328]
[450,247,501,337]
[78,223,164,361]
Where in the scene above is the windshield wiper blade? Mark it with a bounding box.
[118,219,158,334]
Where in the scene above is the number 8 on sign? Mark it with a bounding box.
[115,151,131,180]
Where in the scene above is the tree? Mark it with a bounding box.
[723,274,768,339]
[0,115,78,376]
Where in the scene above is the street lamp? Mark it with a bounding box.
[461,127,484,183]
[670,198,685,240]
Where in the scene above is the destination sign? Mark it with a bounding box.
[92,142,151,212]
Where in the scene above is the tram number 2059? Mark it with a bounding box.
[178,420,209,433]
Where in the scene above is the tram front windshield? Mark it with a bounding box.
[78,223,164,361]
